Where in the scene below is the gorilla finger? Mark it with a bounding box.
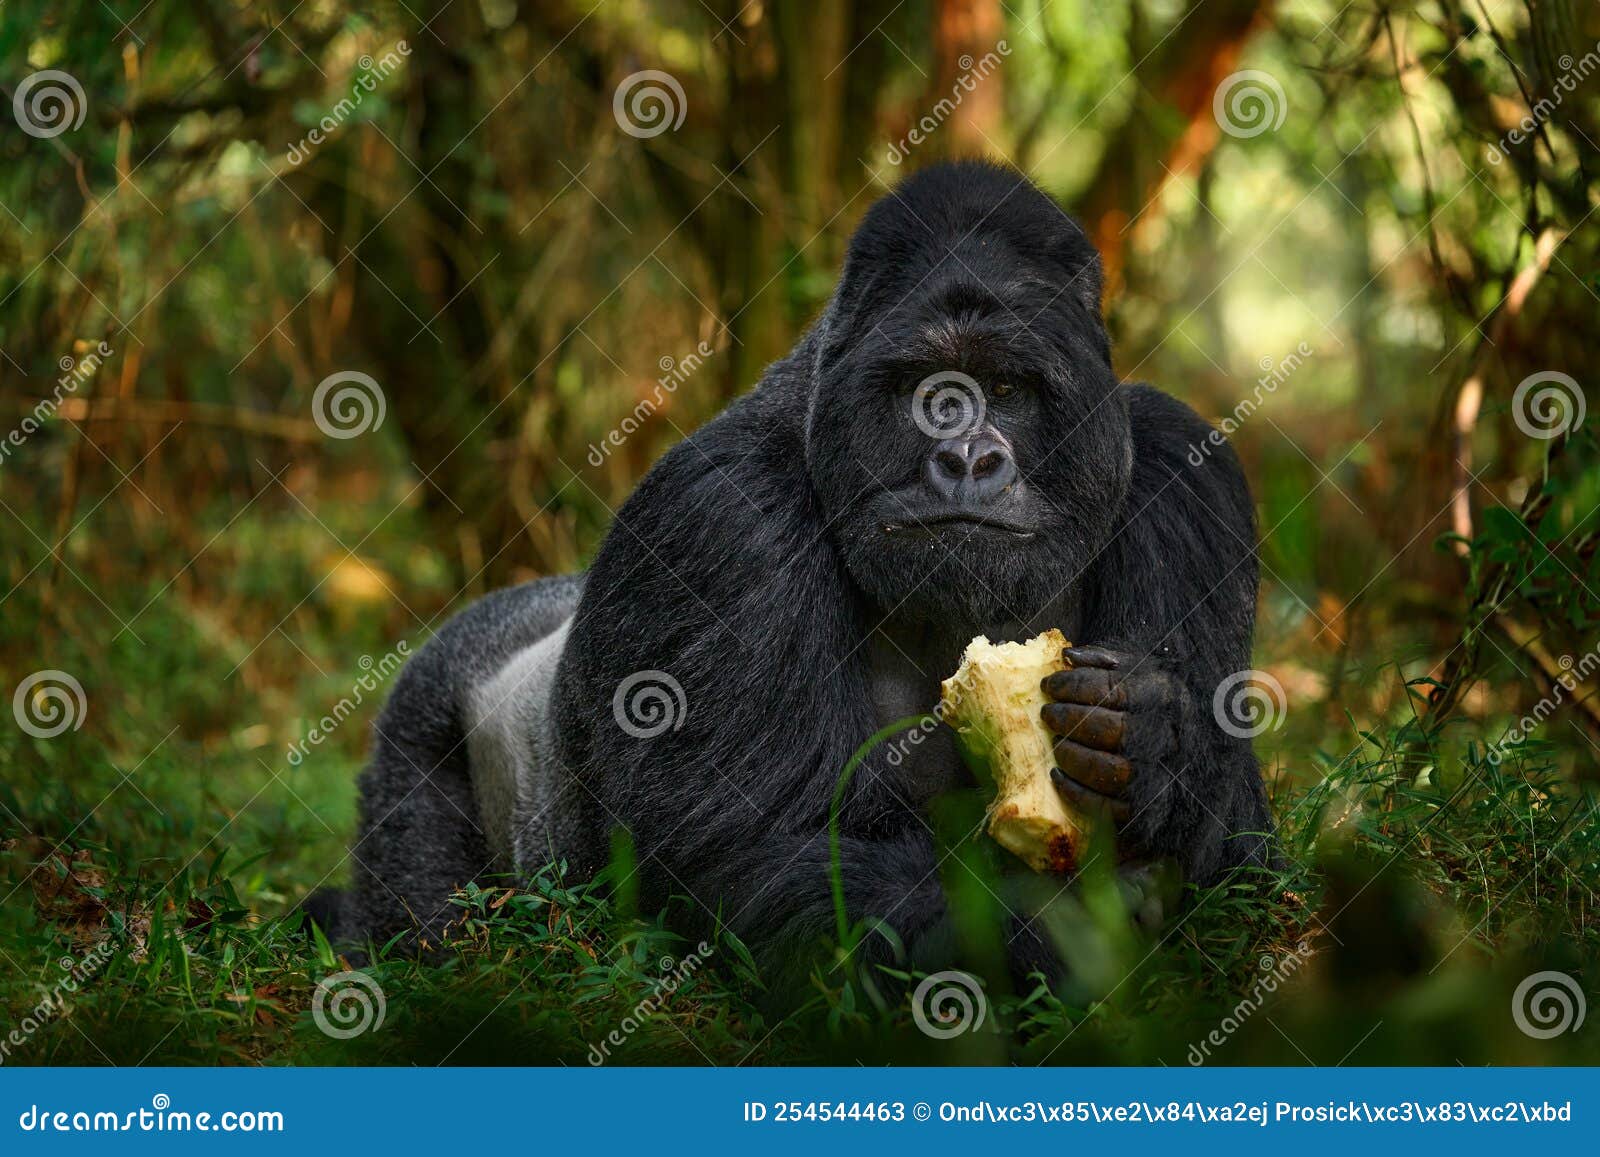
[1050,766,1132,824]
[1063,645,1122,670]
[1040,701,1125,751]
[1051,738,1132,796]
[1041,668,1127,709]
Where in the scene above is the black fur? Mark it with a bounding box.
[312,162,1272,986]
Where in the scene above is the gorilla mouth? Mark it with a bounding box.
[881,513,1038,540]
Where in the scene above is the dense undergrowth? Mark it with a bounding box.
[2,491,1596,1067]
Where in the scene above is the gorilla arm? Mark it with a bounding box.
[1049,384,1274,883]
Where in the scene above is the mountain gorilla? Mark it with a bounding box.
[308,162,1272,985]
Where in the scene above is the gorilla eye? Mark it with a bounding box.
[991,382,1015,398]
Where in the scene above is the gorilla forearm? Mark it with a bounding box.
[1064,384,1273,882]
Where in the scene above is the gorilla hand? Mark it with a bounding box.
[1038,644,1180,848]
[1040,644,1187,930]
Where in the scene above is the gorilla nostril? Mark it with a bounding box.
[972,449,1007,479]
[935,449,968,478]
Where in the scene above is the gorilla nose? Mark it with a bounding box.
[926,434,1017,501]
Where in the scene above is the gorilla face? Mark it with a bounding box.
[805,166,1134,626]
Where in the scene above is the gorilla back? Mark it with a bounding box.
[314,162,1273,980]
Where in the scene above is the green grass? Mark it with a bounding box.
[2,490,1597,1067]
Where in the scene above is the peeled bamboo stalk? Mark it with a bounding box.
[939,630,1088,874]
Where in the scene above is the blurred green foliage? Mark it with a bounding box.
[1,0,1597,1064]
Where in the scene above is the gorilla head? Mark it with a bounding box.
[804,163,1134,625]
